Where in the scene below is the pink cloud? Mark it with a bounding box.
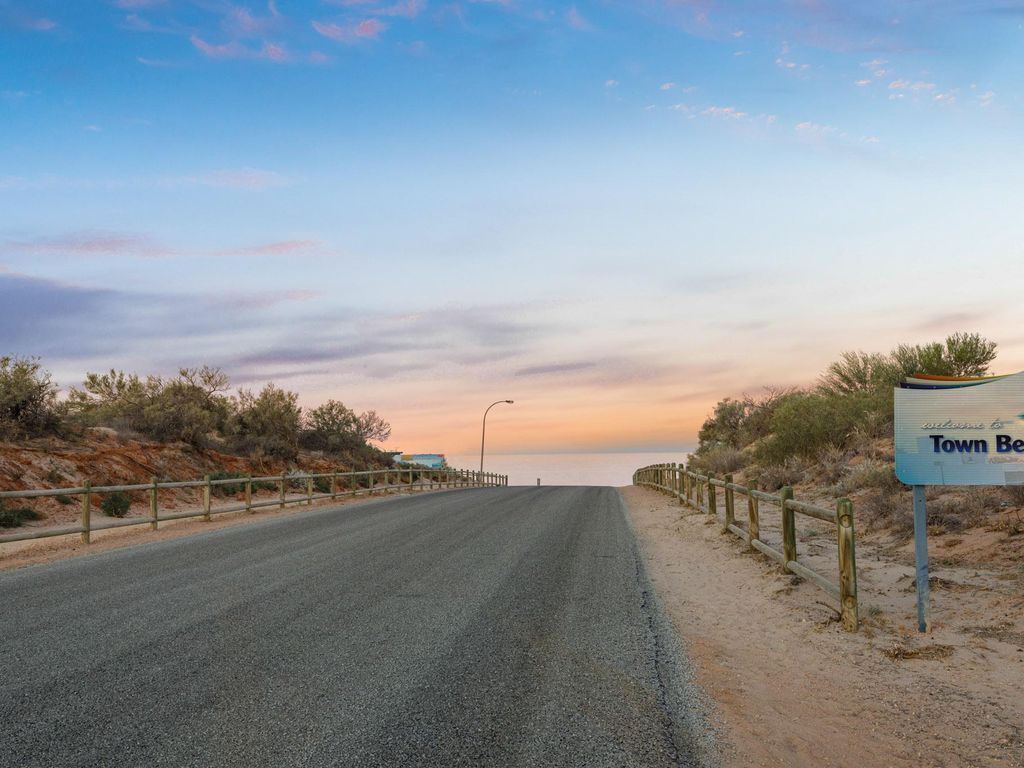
[6,12,57,31]
[229,289,322,309]
[215,240,324,256]
[1,232,171,258]
[223,3,284,38]
[312,18,386,42]
[190,35,289,62]
[375,0,425,18]
[566,6,591,30]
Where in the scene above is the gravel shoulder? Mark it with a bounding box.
[620,484,1024,768]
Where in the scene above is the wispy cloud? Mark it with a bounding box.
[565,6,592,31]
[515,361,597,377]
[312,18,386,42]
[213,239,324,256]
[1,231,170,258]
[0,5,57,31]
[701,105,747,119]
[0,168,292,191]
[889,79,935,92]
[190,35,289,62]
[1,232,326,261]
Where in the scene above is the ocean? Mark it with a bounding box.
[445,451,692,488]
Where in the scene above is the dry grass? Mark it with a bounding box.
[883,641,955,661]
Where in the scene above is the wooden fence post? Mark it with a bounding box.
[781,486,796,568]
[81,480,91,544]
[203,474,212,521]
[150,476,158,531]
[707,477,717,517]
[723,474,734,533]
[368,471,375,496]
[748,488,759,552]
[306,476,313,505]
[837,498,859,631]
[246,476,253,513]
[330,471,337,500]
[279,476,286,509]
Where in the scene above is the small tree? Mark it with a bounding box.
[302,400,392,453]
[890,332,997,379]
[818,351,895,396]
[0,356,61,439]
[227,383,302,460]
[354,409,391,443]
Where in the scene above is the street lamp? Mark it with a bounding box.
[481,400,514,472]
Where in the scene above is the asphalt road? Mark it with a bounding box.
[1,487,711,767]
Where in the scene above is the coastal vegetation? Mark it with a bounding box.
[0,356,392,466]
[689,333,1010,536]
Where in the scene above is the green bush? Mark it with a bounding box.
[300,400,392,455]
[758,390,887,464]
[693,332,999,475]
[67,366,231,448]
[55,494,74,505]
[314,476,331,493]
[209,471,247,496]
[226,384,302,461]
[100,492,131,517]
[0,356,62,439]
[0,505,41,528]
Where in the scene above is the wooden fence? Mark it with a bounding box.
[633,462,858,631]
[0,467,506,547]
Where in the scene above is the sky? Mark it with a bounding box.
[2,0,1024,457]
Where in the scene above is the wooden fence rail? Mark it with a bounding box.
[632,462,858,631]
[0,468,507,547]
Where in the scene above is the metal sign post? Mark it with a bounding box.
[912,485,929,632]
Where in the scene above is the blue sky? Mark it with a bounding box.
[2,0,1023,454]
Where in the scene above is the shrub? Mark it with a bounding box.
[758,389,887,464]
[301,400,392,454]
[692,446,746,476]
[858,488,910,535]
[0,356,61,439]
[756,457,806,491]
[836,460,900,495]
[0,505,41,528]
[67,366,231,448]
[818,351,897,397]
[890,332,997,379]
[314,476,331,493]
[100,492,131,517]
[1004,485,1024,506]
[209,471,247,497]
[55,494,74,505]
[226,383,302,461]
[695,388,798,454]
[816,445,849,485]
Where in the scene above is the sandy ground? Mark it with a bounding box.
[620,484,1024,768]
[0,486,441,572]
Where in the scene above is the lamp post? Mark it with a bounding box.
[481,400,514,473]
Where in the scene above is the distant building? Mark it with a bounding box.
[387,452,448,469]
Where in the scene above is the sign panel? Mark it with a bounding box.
[895,372,1024,486]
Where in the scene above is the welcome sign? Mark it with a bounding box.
[895,372,1024,486]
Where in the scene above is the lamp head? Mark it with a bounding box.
[506,400,514,404]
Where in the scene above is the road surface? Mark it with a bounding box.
[1,487,711,767]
